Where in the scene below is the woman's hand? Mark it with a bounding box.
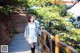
[26,37,29,42]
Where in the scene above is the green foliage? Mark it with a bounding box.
[27,0,43,7]
[0,0,28,14]
[28,9,36,14]
[0,5,14,15]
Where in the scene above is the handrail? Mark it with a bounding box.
[55,35,78,53]
[38,30,78,53]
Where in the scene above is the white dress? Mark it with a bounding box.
[28,23,37,44]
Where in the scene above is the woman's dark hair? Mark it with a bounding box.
[28,14,34,22]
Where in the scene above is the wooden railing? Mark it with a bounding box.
[38,30,78,53]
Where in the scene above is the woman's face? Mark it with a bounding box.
[30,16,34,22]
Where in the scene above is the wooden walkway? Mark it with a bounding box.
[8,33,40,53]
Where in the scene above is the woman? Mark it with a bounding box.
[24,14,39,53]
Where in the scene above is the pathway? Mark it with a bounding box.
[8,33,40,53]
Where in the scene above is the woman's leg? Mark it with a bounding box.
[33,42,36,53]
[29,43,35,53]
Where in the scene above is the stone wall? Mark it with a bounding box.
[0,10,28,45]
